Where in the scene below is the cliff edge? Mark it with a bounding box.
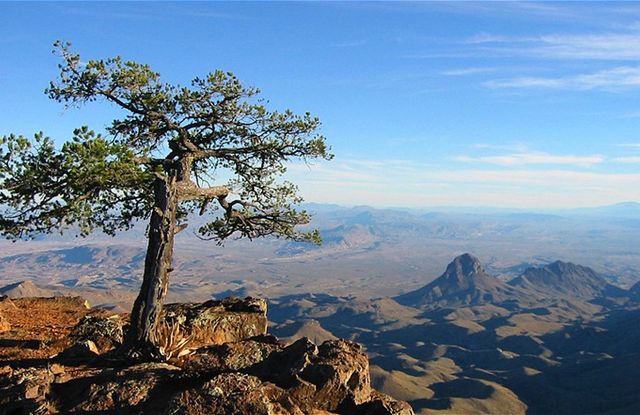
[0,295,413,415]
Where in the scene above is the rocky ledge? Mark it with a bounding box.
[0,296,413,415]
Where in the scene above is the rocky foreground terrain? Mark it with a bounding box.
[0,296,413,415]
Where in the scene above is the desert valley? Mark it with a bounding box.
[2,203,640,414]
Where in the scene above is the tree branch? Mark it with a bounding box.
[175,180,229,201]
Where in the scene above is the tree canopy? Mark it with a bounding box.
[0,41,332,358]
[1,41,332,243]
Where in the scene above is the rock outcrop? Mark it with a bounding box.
[0,296,413,415]
[166,372,303,415]
[68,314,125,353]
[162,297,268,348]
[0,366,55,415]
[246,338,372,413]
[0,296,14,333]
[48,337,411,415]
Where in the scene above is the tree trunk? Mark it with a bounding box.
[123,175,179,359]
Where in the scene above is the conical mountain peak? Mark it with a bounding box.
[395,253,521,308]
[445,253,484,279]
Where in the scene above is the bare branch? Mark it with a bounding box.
[175,180,229,202]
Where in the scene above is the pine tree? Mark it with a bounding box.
[0,42,332,358]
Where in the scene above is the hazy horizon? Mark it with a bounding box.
[300,199,640,212]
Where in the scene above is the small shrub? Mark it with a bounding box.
[153,320,195,361]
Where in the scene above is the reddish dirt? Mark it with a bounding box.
[0,297,109,362]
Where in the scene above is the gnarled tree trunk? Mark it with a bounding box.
[124,175,179,359]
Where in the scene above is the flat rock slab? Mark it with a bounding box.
[163,297,268,348]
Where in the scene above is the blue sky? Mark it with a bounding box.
[2,2,640,209]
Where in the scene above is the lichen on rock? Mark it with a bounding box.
[68,314,125,353]
[162,297,269,349]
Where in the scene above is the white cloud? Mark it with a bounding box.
[484,77,565,89]
[452,152,604,167]
[466,33,511,44]
[485,66,640,90]
[284,158,640,209]
[467,30,640,60]
[532,33,640,60]
[614,156,640,163]
[328,40,367,48]
[470,143,529,151]
[617,143,640,148]
[441,67,497,76]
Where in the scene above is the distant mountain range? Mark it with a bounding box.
[390,201,640,219]
[395,253,631,311]
[1,202,639,299]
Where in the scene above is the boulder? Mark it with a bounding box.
[54,363,179,414]
[299,340,372,412]
[0,367,54,415]
[251,337,318,384]
[56,340,100,360]
[162,297,268,348]
[68,314,124,353]
[0,311,9,333]
[165,372,305,415]
[251,338,372,413]
[184,335,282,372]
[355,391,415,415]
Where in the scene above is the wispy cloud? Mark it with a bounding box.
[617,143,640,149]
[614,156,640,163]
[52,4,167,21]
[532,33,640,60]
[468,30,640,60]
[484,77,564,89]
[485,66,640,90]
[441,67,496,76]
[53,3,250,22]
[471,143,529,151]
[452,152,604,167]
[466,33,511,44]
[328,40,367,48]
[285,158,640,208]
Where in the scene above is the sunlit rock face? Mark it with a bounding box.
[0,296,414,415]
[162,297,269,348]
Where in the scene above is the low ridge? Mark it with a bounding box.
[508,260,626,299]
[0,280,54,298]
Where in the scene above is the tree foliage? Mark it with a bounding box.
[0,41,332,244]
